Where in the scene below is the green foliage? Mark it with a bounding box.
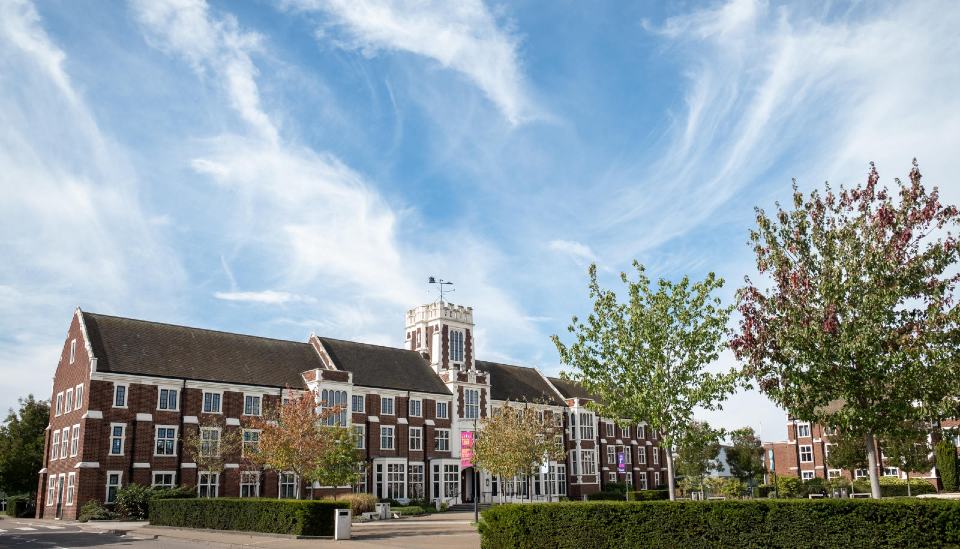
[478,499,960,548]
[826,430,868,471]
[0,395,50,496]
[392,505,427,516]
[851,477,935,497]
[553,263,738,499]
[717,478,747,499]
[675,421,723,493]
[726,427,765,484]
[115,483,153,520]
[149,498,348,536]
[310,426,363,495]
[936,440,958,492]
[5,495,31,517]
[78,499,115,522]
[626,490,670,501]
[341,493,377,515]
[733,163,960,499]
[775,476,802,498]
[800,478,828,497]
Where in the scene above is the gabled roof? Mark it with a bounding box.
[477,361,565,407]
[547,376,598,401]
[82,312,318,388]
[317,337,451,396]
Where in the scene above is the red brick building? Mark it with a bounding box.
[761,416,956,485]
[37,301,665,519]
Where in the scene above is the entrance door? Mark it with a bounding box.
[462,468,474,503]
[54,475,64,519]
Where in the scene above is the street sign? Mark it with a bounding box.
[617,452,626,473]
[461,431,475,468]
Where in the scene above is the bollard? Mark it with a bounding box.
[334,508,352,540]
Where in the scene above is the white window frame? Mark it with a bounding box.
[200,427,221,457]
[638,446,647,465]
[242,429,260,457]
[158,387,179,411]
[152,471,176,488]
[202,391,222,414]
[240,471,260,498]
[109,423,126,456]
[581,449,596,475]
[654,471,662,487]
[436,401,449,419]
[638,425,646,439]
[198,471,219,498]
[75,383,84,410]
[106,471,122,503]
[380,426,395,450]
[64,388,74,414]
[66,472,76,505]
[46,476,56,505]
[113,384,128,408]
[279,472,298,499]
[607,445,616,464]
[828,469,842,479]
[409,398,422,417]
[243,394,262,417]
[605,421,614,437]
[624,446,632,464]
[801,471,815,480]
[652,447,660,465]
[639,472,648,490]
[464,389,480,420]
[155,425,178,456]
[855,468,869,479]
[450,330,465,363]
[55,392,63,416]
[435,428,450,451]
[381,396,395,416]
[69,339,77,364]
[353,425,365,449]
[70,424,80,457]
[51,429,61,460]
[883,467,900,477]
[578,412,594,440]
[352,394,365,413]
[621,426,630,438]
[796,423,811,438]
[60,426,69,458]
[799,444,813,463]
[410,427,422,451]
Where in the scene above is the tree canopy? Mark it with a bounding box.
[553,262,739,499]
[674,421,723,495]
[726,427,764,485]
[0,395,49,496]
[732,161,960,497]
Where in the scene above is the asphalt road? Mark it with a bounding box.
[0,518,185,548]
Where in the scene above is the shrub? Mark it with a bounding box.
[341,493,377,516]
[5,495,31,517]
[757,484,775,498]
[936,440,958,492]
[799,477,828,498]
[478,499,960,548]
[586,491,626,501]
[627,490,670,501]
[851,477,936,497]
[78,499,115,522]
[115,483,152,520]
[150,485,196,501]
[775,476,802,498]
[150,498,349,536]
[393,505,427,516]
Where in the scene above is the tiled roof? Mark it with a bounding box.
[547,376,597,401]
[477,361,565,406]
[318,337,451,396]
[82,312,318,388]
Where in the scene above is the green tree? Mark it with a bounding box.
[825,429,868,473]
[674,421,723,497]
[882,425,933,497]
[726,427,764,486]
[553,263,738,500]
[732,161,960,498]
[0,395,50,496]
[935,439,958,492]
[310,425,362,499]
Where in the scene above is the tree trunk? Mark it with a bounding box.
[906,470,911,497]
[665,444,676,501]
[864,432,882,499]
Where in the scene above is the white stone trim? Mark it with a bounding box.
[38,467,47,473]
[226,418,241,426]
[75,462,100,468]
[90,371,287,394]
[425,419,435,426]
[83,410,103,419]
[368,416,380,422]
[183,416,199,424]
[181,462,197,469]
[75,308,98,375]
[133,463,151,469]
[224,464,240,469]
[397,418,408,424]
[136,413,153,422]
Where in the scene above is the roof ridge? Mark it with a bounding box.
[82,311,313,347]
[318,336,417,353]
[476,359,539,371]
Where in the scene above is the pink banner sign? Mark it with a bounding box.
[460,431,475,468]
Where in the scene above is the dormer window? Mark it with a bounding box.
[450,330,464,363]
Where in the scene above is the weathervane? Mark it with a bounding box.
[428,276,454,303]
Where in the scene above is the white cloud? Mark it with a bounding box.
[214,290,314,304]
[285,0,534,125]
[548,239,597,265]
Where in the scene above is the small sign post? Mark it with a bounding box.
[460,431,475,469]
[617,452,626,474]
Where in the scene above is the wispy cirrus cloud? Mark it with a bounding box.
[214,290,315,305]
[284,0,536,125]
[548,239,597,265]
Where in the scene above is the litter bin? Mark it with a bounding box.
[375,502,391,520]
[334,508,351,540]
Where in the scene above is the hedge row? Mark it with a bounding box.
[150,498,348,536]
[478,499,960,548]
[627,490,670,501]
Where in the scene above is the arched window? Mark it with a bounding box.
[320,389,348,426]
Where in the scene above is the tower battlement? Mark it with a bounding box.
[405,301,474,326]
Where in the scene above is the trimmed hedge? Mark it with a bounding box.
[5,496,30,517]
[851,478,936,497]
[150,498,348,536]
[627,490,669,501]
[478,499,960,548]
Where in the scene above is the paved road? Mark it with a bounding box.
[0,514,480,548]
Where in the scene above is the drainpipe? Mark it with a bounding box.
[176,379,187,487]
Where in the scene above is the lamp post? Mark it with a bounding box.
[473,417,479,524]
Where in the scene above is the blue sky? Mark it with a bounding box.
[2,0,959,440]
